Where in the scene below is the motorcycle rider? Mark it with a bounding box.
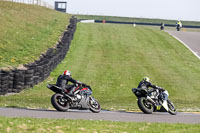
[176,20,182,31]
[178,20,182,27]
[138,77,164,92]
[160,22,165,30]
[56,70,85,96]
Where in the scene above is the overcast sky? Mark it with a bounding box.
[43,0,200,21]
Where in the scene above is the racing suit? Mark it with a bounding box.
[56,75,84,95]
[137,80,164,92]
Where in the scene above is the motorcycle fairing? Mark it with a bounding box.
[161,90,169,111]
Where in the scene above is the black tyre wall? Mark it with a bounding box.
[0,17,77,95]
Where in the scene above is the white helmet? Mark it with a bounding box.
[63,70,71,76]
[143,77,150,82]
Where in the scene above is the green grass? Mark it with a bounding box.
[0,1,71,68]
[0,23,200,112]
[76,14,200,26]
[1,1,200,131]
[0,116,199,133]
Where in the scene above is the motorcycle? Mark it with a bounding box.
[160,23,164,30]
[47,84,101,113]
[176,24,181,31]
[132,87,177,115]
[160,25,164,30]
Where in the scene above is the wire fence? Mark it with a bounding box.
[1,0,53,9]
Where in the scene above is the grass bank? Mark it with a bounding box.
[0,116,199,133]
[0,1,71,68]
[0,23,200,111]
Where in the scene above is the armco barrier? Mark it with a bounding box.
[0,16,77,95]
[94,20,200,28]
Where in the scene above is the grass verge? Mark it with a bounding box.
[0,116,199,133]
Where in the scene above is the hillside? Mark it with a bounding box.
[0,1,71,68]
[1,22,200,111]
[64,23,200,111]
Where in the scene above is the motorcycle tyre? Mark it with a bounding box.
[167,99,177,115]
[88,96,101,113]
[51,93,69,112]
[138,97,153,114]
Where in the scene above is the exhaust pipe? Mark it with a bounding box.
[64,93,73,102]
[147,96,156,105]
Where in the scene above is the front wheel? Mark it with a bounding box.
[138,97,154,114]
[51,93,69,112]
[167,99,177,115]
[88,96,101,113]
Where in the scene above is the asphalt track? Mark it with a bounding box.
[0,107,200,124]
[166,30,200,59]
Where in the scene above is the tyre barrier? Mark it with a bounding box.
[0,16,78,95]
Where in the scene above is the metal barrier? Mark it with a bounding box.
[94,20,200,28]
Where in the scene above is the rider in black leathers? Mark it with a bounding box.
[56,70,85,96]
[138,77,164,92]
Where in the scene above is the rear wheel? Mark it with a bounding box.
[167,99,177,115]
[138,97,153,114]
[88,96,101,113]
[51,93,69,112]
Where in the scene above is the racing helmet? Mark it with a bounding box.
[143,77,150,82]
[63,70,71,76]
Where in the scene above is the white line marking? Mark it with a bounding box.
[167,32,200,60]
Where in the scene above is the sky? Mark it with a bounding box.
[43,0,200,21]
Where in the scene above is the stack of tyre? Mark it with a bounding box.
[0,71,9,95]
[13,70,25,93]
[24,69,34,88]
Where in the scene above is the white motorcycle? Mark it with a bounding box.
[132,87,177,115]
